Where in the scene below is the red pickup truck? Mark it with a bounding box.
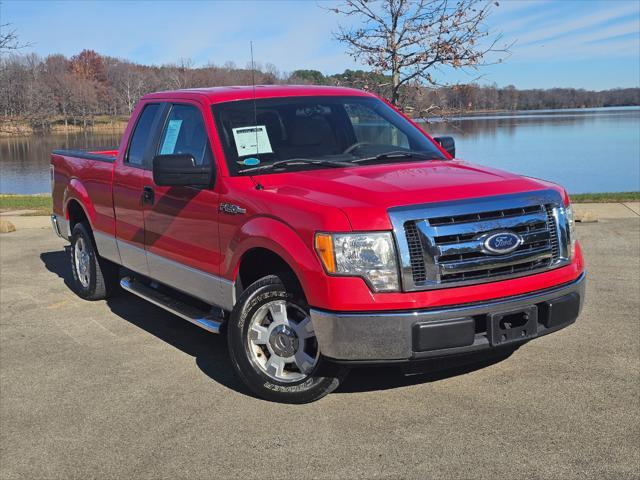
[51,85,585,403]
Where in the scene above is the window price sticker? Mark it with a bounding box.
[232,125,273,156]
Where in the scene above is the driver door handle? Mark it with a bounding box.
[142,186,154,206]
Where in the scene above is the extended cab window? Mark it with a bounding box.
[212,96,445,175]
[158,104,212,166]
[126,103,160,166]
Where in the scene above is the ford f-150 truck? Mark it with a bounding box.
[50,85,585,403]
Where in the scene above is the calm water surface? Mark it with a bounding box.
[424,106,640,194]
[1,107,638,194]
[0,131,123,194]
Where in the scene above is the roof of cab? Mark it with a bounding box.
[142,84,375,104]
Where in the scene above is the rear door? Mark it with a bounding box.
[113,102,165,275]
[141,101,228,308]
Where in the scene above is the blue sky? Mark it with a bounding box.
[2,0,639,89]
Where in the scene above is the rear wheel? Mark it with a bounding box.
[227,275,348,403]
[70,222,119,300]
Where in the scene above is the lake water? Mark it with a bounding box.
[0,131,123,194]
[1,106,639,194]
[424,106,640,194]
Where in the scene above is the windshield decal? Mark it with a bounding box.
[242,157,261,166]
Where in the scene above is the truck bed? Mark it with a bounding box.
[50,147,120,239]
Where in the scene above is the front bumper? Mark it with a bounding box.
[310,273,585,363]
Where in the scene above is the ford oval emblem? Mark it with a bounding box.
[482,231,523,255]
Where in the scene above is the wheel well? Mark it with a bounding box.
[67,200,89,230]
[236,248,304,300]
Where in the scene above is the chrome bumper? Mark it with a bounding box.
[311,273,585,362]
[50,214,69,240]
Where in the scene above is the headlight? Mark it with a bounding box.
[315,232,399,292]
[566,204,576,259]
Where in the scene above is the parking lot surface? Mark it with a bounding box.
[1,216,638,479]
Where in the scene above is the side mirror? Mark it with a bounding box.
[433,136,455,158]
[152,154,212,187]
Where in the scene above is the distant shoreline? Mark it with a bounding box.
[1,105,638,138]
[419,105,640,122]
[0,116,129,138]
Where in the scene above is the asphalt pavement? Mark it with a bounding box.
[0,213,638,479]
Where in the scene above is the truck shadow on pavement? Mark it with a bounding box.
[41,249,518,399]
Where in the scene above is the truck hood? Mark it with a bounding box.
[257,160,562,230]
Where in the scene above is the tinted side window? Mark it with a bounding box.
[158,104,211,166]
[126,104,160,166]
[345,102,410,149]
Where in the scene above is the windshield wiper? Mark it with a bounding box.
[351,150,438,164]
[238,158,351,174]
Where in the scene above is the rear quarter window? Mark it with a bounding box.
[126,104,160,166]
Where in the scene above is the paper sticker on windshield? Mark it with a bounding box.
[232,125,273,156]
[160,119,182,154]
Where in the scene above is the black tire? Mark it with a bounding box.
[69,222,119,300]
[227,275,348,403]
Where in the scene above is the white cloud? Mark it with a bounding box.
[514,1,638,46]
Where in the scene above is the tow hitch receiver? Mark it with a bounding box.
[488,306,538,346]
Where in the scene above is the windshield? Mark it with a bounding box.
[211,96,445,175]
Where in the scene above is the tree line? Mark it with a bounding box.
[290,69,640,115]
[1,50,638,133]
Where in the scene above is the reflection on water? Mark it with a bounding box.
[422,106,640,194]
[1,107,639,194]
[0,131,122,194]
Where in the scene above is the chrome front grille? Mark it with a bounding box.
[389,190,572,291]
[545,205,560,259]
[404,221,427,282]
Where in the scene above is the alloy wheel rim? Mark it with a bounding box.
[247,300,319,383]
[74,236,91,288]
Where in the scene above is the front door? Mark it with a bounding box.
[141,102,229,309]
[113,102,163,275]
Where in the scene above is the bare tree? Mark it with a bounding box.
[122,69,146,114]
[44,55,74,128]
[163,58,194,89]
[328,0,511,107]
[109,61,147,114]
[0,23,33,133]
[0,23,31,53]
[68,76,98,129]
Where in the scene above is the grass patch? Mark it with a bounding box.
[570,192,640,203]
[0,194,52,215]
[0,191,637,216]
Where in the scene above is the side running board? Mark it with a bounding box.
[120,277,223,334]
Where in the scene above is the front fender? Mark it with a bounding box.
[225,216,329,306]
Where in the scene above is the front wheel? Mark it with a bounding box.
[227,275,348,403]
